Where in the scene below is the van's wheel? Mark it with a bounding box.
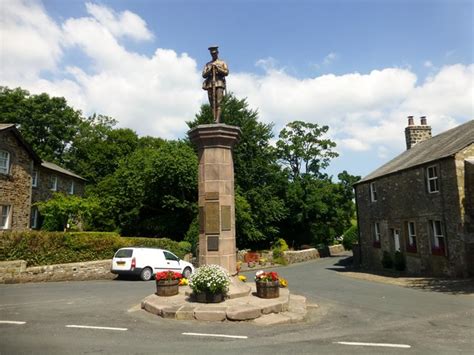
[183,267,192,279]
[140,267,153,281]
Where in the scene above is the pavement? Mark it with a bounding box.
[141,276,310,324]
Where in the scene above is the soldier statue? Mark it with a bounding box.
[202,46,229,123]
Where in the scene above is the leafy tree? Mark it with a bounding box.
[276,120,338,180]
[0,87,82,163]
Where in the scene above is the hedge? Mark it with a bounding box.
[0,231,188,267]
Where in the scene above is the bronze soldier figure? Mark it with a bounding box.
[202,46,229,123]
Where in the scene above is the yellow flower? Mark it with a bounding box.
[179,278,189,286]
[238,275,247,282]
[279,277,288,288]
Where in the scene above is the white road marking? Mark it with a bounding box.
[66,325,127,331]
[0,321,26,325]
[335,341,411,348]
[182,332,248,339]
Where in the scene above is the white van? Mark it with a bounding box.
[111,247,194,281]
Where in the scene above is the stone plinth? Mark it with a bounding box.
[188,124,241,273]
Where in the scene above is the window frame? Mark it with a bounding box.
[32,169,38,187]
[0,150,10,175]
[406,221,417,253]
[373,222,381,248]
[50,175,58,191]
[31,207,39,229]
[426,165,439,193]
[370,182,378,202]
[430,220,446,256]
[69,181,75,195]
[0,204,12,230]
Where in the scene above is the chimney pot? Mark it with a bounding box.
[420,116,427,125]
[407,116,414,126]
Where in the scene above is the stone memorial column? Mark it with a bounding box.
[188,124,240,273]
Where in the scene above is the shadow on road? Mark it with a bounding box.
[326,255,474,295]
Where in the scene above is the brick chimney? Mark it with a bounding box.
[405,116,432,149]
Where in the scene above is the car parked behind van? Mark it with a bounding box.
[111,247,194,281]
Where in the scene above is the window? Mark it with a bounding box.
[373,222,381,248]
[164,251,179,261]
[427,165,439,193]
[31,207,39,229]
[370,182,378,202]
[0,205,11,229]
[430,220,446,256]
[69,181,75,195]
[406,221,417,253]
[32,170,38,187]
[0,150,10,174]
[50,176,58,191]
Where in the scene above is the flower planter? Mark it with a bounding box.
[155,279,179,297]
[194,292,224,303]
[256,280,280,299]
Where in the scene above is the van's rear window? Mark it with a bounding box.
[115,249,133,258]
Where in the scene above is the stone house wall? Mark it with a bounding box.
[0,130,33,230]
[356,144,474,277]
[32,166,85,204]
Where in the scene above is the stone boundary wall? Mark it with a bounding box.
[283,249,320,264]
[328,244,345,255]
[0,259,114,284]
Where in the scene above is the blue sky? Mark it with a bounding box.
[1,0,473,178]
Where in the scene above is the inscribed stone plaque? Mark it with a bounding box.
[207,235,219,251]
[205,201,220,234]
[221,205,231,231]
[199,207,205,233]
[205,191,219,200]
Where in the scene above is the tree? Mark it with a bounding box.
[0,87,83,163]
[276,120,338,180]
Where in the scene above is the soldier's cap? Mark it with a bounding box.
[208,46,219,52]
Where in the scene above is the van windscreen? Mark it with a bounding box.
[115,249,133,258]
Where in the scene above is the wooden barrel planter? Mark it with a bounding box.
[256,280,280,299]
[193,292,224,303]
[155,279,179,296]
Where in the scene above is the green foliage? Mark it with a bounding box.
[276,120,338,180]
[272,238,289,259]
[0,87,82,164]
[393,251,406,271]
[342,225,359,251]
[0,231,187,266]
[381,251,393,269]
[184,217,199,255]
[178,241,192,254]
[36,193,104,232]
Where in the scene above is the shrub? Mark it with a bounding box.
[381,251,393,269]
[272,238,289,259]
[0,231,186,266]
[184,217,199,255]
[342,225,358,251]
[393,251,406,271]
[189,264,230,295]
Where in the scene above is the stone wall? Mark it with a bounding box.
[0,131,33,230]
[0,260,115,284]
[328,244,345,255]
[283,249,320,264]
[356,146,474,277]
[32,166,85,204]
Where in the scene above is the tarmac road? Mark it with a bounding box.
[1,255,472,354]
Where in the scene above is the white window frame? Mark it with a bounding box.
[370,182,378,202]
[0,205,11,229]
[69,181,75,195]
[373,222,381,246]
[430,220,446,256]
[50,175,58,191]
[31,207,38,229]
[32,169,38,187]
[0,150,10,175]
[427,165,439,193]
[408,221,416,247]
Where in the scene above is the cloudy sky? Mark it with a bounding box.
[1,0,473,178]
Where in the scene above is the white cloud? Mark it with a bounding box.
[424,60,433,68]
[85,2,153,41]
[323,52,338,65]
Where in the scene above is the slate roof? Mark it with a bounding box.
[1,123,85,180]
[357,119,474,184]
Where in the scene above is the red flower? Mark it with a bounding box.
[255,270,279,282]
[155,270,183,281]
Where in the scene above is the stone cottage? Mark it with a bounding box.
[354,118,474,277]
[0,124,86,231]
